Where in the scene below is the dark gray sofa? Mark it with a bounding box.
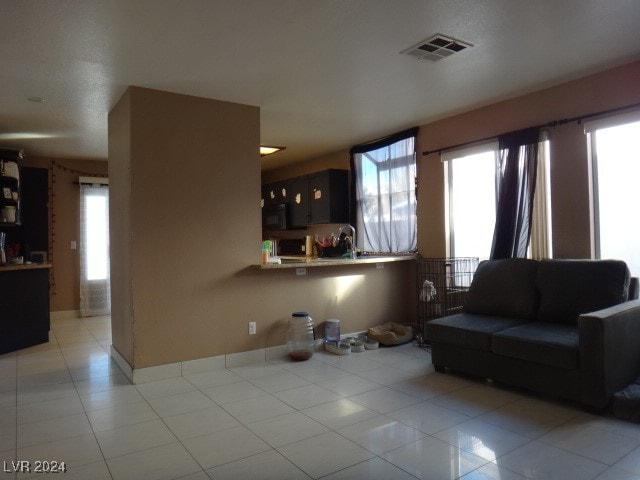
[425,258,640,409]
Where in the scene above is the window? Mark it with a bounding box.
[444,142,499,260]
[587,111,640,276]
[351,128,418,253]
[445,138,551,260]
[84,193,109,280]
[79,182,111,316]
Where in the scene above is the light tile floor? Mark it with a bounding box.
[2,316,640,479]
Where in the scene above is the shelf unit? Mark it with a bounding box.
[0,149,23,227]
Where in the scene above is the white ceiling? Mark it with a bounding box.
[1,0,640,171]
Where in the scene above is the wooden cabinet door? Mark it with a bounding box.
[309,170,349,224]
[263,180,289,207]
[289,175,310,227]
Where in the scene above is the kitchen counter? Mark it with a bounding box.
[257,255,415,269]
[0,263,51,354]
[0,262,52,272]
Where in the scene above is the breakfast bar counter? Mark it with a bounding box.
[0,262,53,272]
[257,255,415,269]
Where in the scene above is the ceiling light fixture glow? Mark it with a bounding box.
[260,145,286,157]
[0,132,58,140]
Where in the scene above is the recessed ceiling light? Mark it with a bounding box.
[260,146,286,157]
[27,96,46,103]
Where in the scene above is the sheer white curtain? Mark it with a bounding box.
[351,129,418,253]
[79,183,111,316]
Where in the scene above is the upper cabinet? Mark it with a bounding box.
[289,175,311,227]
[262,180,289,207]
[262,169,349,229]
[307,169,349,225]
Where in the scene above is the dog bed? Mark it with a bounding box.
[367,323,413,346]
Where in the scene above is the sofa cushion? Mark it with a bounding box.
[425,313,529,351]
[492,322,578,369]
[464,258,539,320]
[536,259,630,324]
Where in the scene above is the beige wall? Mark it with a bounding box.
[108,87,415,369]
[261,149,350,184]
[108,89,134,365]
[417,60,640,258]
[20,156,108,312]
[107,61,640,370]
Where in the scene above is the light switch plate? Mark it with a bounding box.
[70,241,77,250]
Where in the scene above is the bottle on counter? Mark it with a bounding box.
[286,312,315,361]
[261,240,272,264]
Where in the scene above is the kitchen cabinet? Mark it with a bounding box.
[18,168,49,252]
[288,175,311,227]
[262,180,290,207]
[308,169,349,225]
[2,167,49,259]
[0,163,51,354]
[0,265,51,354]
[262,169,349,228]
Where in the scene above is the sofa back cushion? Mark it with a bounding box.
[464,258,539,320]
[536,259,630,324]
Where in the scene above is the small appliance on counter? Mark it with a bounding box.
[278,238,307,256]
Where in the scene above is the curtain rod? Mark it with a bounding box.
[422,101,640,156]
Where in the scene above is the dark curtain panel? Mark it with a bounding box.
[490,127,540,259]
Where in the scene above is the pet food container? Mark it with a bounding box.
[287,312,315,361]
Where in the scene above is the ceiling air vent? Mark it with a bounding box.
[401,34,472,62]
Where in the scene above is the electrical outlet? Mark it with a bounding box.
[248,322,256,335]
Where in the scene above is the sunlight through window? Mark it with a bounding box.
[85,194,109,281]
[447,148,497,260]
[592,118,640,276]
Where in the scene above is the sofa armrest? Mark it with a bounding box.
[579,299,640,407]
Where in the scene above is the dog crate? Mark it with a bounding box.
[415,257,479,345]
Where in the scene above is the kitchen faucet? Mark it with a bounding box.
[339,224,357,259]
